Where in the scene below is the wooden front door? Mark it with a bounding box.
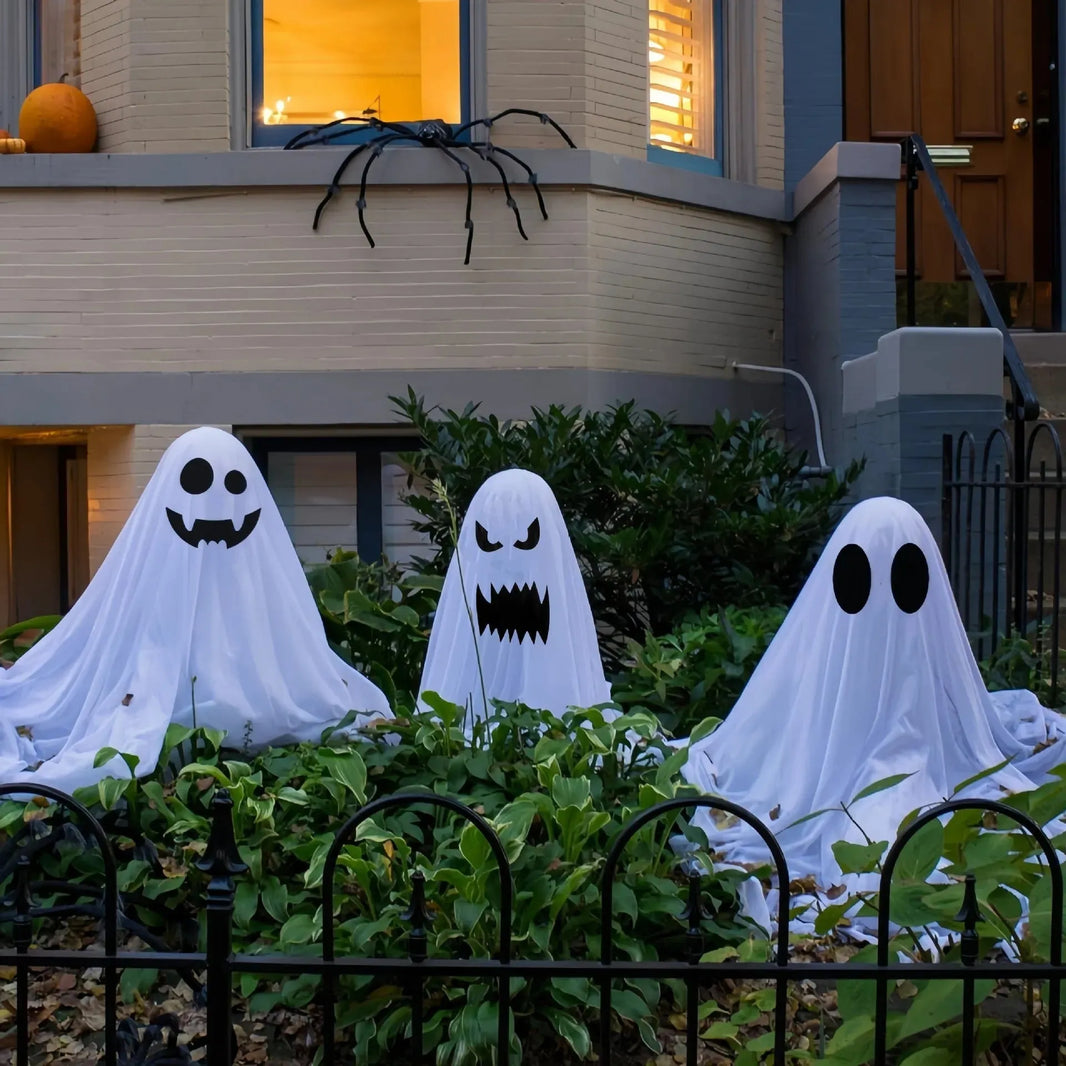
[844,0,1052,329]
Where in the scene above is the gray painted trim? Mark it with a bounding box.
[0,147,788,220]
[0,370,780,427]
[722,0,757,185]
[791,141,902,217]
[0,3,33,136]
[229,0,251,151]
[468,0,488,124]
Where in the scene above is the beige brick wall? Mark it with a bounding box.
[589,192,782,374]
[486,0,646,156]
[80,0,229,153]
[86,423,231,569]
[755,0,784,190]
[0,185,781,377]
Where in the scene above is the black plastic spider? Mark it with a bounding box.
[284,109,576,264]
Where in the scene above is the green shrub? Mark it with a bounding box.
[0,614,60,666]
[25,704,757,1065]
[392,390,860,670]
[613,603,787,735]
[304,551,443,709]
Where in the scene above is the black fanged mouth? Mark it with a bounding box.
[476,583,550,644]
[166,508,261,549]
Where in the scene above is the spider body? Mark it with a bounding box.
[284,109,576,265]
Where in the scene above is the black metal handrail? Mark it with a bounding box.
[902,133,1040,422]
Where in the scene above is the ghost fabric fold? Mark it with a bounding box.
[419,468,612,731]
[0,427,392,793]
[681,496,1066,887]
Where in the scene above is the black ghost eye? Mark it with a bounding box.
[514,517,540,550]
[179,457,213,495]
[832,543,871,614]
[224,469,247,494]
[891,542,929,614]
[475,521,502,552]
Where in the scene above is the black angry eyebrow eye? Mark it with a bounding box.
[514,517,540,550]
[891,542,929,613]
[475,521,502,552]
[224,469,247,494]
[832,543,871,614]
[180,457,213,495]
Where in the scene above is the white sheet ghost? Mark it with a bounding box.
[418,469,611,728]
[0,427,392,794]
[682,496,1066,886]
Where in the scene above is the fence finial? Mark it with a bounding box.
[402,868,433,963]
[954,872,981,967]
[195,788,249,882]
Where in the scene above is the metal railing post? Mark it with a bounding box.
[197,788,247,1066]
[905,136,918,326]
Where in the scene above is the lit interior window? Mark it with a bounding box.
[261,0,461,127]
[648,0,710,155]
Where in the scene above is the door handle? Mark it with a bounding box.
[1012,116,1031,134]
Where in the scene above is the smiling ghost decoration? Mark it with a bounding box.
[682,496,1066,887]
[418,469,611,729]
[0,427,392,794]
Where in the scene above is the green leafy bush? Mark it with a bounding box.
[613,604,787,735]
[0,614,60,666]
[304,551,443,708]
[393,390,861,670]
[16,704,759,1065]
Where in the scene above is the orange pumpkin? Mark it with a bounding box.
[0,139,26,154]
[18,82,97,153]
[0,130,9,138]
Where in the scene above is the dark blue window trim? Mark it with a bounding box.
[646,0,724,177]
[249,0,471,148]
[246,435,419,563]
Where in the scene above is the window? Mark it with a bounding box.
[647,0,721,173]
[244,437,429,567]
[250,0,468,147]
[34,0,81,87]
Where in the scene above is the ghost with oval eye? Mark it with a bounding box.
[418,468,611,730]
[0,427,392,794]
[682,496,1066,885]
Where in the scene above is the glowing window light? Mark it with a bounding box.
[648,0,712,155]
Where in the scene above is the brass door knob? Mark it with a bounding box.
[1012,116,1031,134]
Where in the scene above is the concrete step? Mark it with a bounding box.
[1012,333,1066,417]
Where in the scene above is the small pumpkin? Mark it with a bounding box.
[0,139,26,155]
[18,79,97,153]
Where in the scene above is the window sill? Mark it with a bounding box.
[0,147,786,220]
[646,145,724,177]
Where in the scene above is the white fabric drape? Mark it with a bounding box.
[0,427,391,793]
[419,469,611,727]
[682,496,1066,885]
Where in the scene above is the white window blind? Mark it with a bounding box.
[648,0,711,155]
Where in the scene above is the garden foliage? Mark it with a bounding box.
[391,390,861,671]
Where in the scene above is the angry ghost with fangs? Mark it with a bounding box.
[418,469,611,730]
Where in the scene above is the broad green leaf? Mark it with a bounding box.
[851,772,916,803]
[542,1008,591,1058]
[319,753,367,801]
[832,839,887,875]
[895,820,945,883]
[893,978,994,1043]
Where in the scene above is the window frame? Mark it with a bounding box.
[243,434,420,563]
[247,0,473,148]
[646,0,724,177]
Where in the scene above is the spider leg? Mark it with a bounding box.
[311,134,394,230]
[454,108,576,148]
[470,142,527,240]
[477,142,548,220]
[434,143,476,264]
[355,134,418,248]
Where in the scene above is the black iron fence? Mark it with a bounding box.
[942,423,1066,701]
[0,782,1062,1065]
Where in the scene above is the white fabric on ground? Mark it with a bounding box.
[418,469,611,728]
[0,427,391,793]
[681,495,1066,886]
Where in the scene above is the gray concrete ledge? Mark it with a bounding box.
[842,327,1004,413]
[0,147,788,221]
[791,141,902,217]
[0,368,782,427]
